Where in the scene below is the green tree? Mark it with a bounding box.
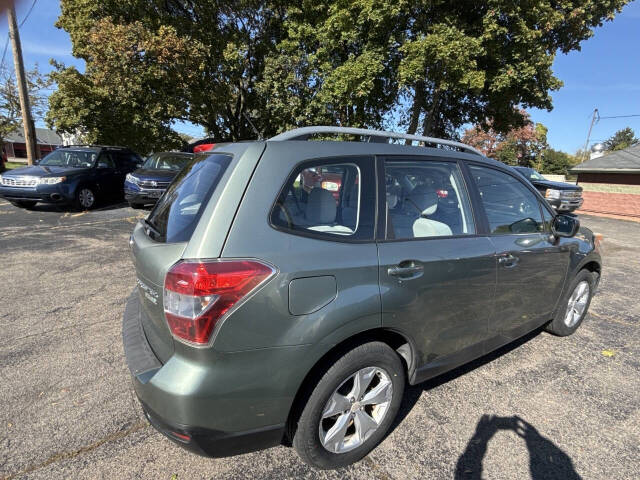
[402,1,630,136]
[604,127,639,151]
[539,149,579,175]
[259,0,408,132]
[47,16,207,153]
[262,0,629,137]
[48,1,289,152]
[48,0,629,152]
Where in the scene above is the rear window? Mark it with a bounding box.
[145,154,232,243]
[270,158,376,241]
[143,152,192,171]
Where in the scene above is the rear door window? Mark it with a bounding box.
[383,159,475,239]
[270,158,375,241]
[96,153,115,169]
[113,151,139,170]
[146,154,232,243]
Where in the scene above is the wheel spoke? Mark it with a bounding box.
[360,379,392,406]
[564,281,590,327]
[577,282,588,298]
[322,412,350,451]
[569,290,579,304]
[354,410,378,442]
[351,367,376,400]
[322,392,351,419]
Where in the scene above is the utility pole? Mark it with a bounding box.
[7,6,38,165]
[581,108,599,163]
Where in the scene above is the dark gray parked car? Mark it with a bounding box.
[123,127,602,469]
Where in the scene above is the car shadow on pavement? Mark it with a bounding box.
[392,326,545,431]
[386,325,581,479]
[454,415,581,480]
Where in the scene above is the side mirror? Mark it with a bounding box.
[509,217,539,234]
[552,214,580,238]
[97,162,109,169]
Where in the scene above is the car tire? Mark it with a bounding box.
[74,186,97,210]
[546,269,596,336]
[293,341,405,469]
[11,200,37,209]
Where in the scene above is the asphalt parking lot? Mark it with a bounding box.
[0,200,638,480]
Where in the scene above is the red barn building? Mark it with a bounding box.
[2,128,63,160]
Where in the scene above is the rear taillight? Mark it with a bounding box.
[321,181,340,191]
[163,260,275,345]
[436,189,448,198]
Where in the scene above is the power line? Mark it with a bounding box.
[1,0,38,67]
[599,114,640,120]
[0,37,8,67]
[19,0,39,28]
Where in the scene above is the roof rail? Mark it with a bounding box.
[269,126,483,156]
[61,144,130,150]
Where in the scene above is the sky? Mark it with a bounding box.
[1,0,639,151]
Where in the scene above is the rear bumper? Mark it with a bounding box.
[122,290,288,457]
[141,401,285,458]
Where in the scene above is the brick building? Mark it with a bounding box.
[571,144,640,218]
[2,128,63,160]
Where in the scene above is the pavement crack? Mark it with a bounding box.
[2,422,150,480]
[44,305,73,315]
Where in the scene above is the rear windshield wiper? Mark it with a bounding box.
[142,218,163,240]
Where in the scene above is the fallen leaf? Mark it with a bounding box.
[601,349,615,357]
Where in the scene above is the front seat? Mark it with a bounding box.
[305,188,353,235]
[407,185,452,238]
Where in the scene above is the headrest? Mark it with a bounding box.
[306,188,337,224]
[408,184,438,216]
[386,192,398,209]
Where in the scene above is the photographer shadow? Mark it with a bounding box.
[454,415,581,480]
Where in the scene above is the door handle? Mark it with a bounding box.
[498,253,519,268]
[388,261,424,279]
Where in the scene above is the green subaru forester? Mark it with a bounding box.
[123,127,601,469]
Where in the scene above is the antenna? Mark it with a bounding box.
[243,113,263,140]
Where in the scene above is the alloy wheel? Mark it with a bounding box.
[564,280,590,327]
[79,188,95,209]
[319,366,393,454]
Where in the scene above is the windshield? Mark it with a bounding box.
[517,167,546,181]
[146,154,232,243]
[40,149,97,168]
[143,153,192,171]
